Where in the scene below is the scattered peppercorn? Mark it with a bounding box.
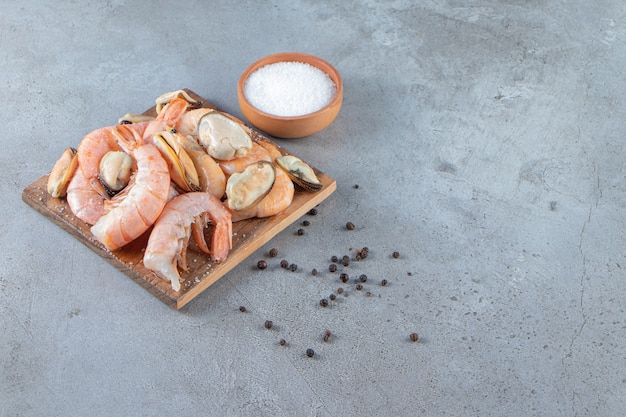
[342,255,350,266]
[308,208,317,215]
[264,320,273,329]
[329,293,336,301]
[346,221,355,230]
[366,291,373,297]
[359,274,368,283]
[356,284,363,291]
[355,247,369,261]
[289,263,298,272]
[239,306,247,312]
[409,333,419,342]
[306,348,315,357]
[301,220,310,226]
[337,287,344,294]
[319,298,329,307]
[392,251,400,259]
[280,260,289,268]
[331,255,339,263]
[354,184,359,189]
[269,248,278,257]
[329,263,337,273]
[257,260,267,270]
[340,273,349,283]
[297,228,305,236]
[323,329,332,342]
[381,279,388,287]
[311,268,318,276]
[279,338,286,346]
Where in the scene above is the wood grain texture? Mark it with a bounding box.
[22,90,336,309]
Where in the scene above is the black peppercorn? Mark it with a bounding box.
[264,320,273,329]
[410,333,419,342]
[297,228,305,236]
[381,279,388,287]
[331,255,339,263]
[257,260,267,270]
[311,268,318,276]
[320,298,329,307]
[301,220,310,226]
[239,306,246,312]
[280,260,289,268]
[337,287,344,294]
[346,222,355,230]
[308,208,317,215]
[342,255,350,266]
[289,263,298,272]
[359,274,368,283]
[356,284,363,291]
[392,251,400,259]
[269,248,278,257]
[354,184,359,189]
[329,293,336,301]
[279,338,287,346]
[329,263,337,273]
[340,273,349,283]
[323,329,332,342]
[306,348,315,357]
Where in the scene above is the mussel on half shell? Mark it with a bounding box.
[275,155,322,192]
[98,151,133,197]
[225,161,276,211]
[47,147,79,198]
[197,111,253,161]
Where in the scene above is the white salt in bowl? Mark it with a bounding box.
[238,52,343,138]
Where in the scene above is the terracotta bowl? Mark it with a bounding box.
[238,52,343,138]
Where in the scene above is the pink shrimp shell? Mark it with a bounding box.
[143,192,232,291]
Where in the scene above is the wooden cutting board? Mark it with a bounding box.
[22,89,336,309]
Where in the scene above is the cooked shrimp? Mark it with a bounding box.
[78,120,148,189]
[168,132,226,199]
[230,140,294,221]
[143,97,189,141]
[90,139,170,250]
[66,166,106,225]
[218,142,272,177]
[174,107,213,137]
[143,192,232,291]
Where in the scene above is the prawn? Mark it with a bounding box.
[90,129,171,250]
[66,166,106,225]
[76,123,144,196]
[174,107,213,137]
[143,97,189,141]
[230,140,294,221]
[218,142,272,177]
[143,192,232,291]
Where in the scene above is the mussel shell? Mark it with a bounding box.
[155,90,202,114]
[98,151,133,197]
[275,155,322,192]
[198,111,253,161]
[226,161,276,211]
[153,131,201,193]
[47,147,79,198]
[118,113,155,125]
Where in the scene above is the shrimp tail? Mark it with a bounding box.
[192,214,211,254]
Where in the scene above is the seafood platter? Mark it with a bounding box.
[22,89,336,309]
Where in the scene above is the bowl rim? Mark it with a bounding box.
[238,52,343,122]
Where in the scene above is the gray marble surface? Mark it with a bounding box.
[2,1,625,416]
